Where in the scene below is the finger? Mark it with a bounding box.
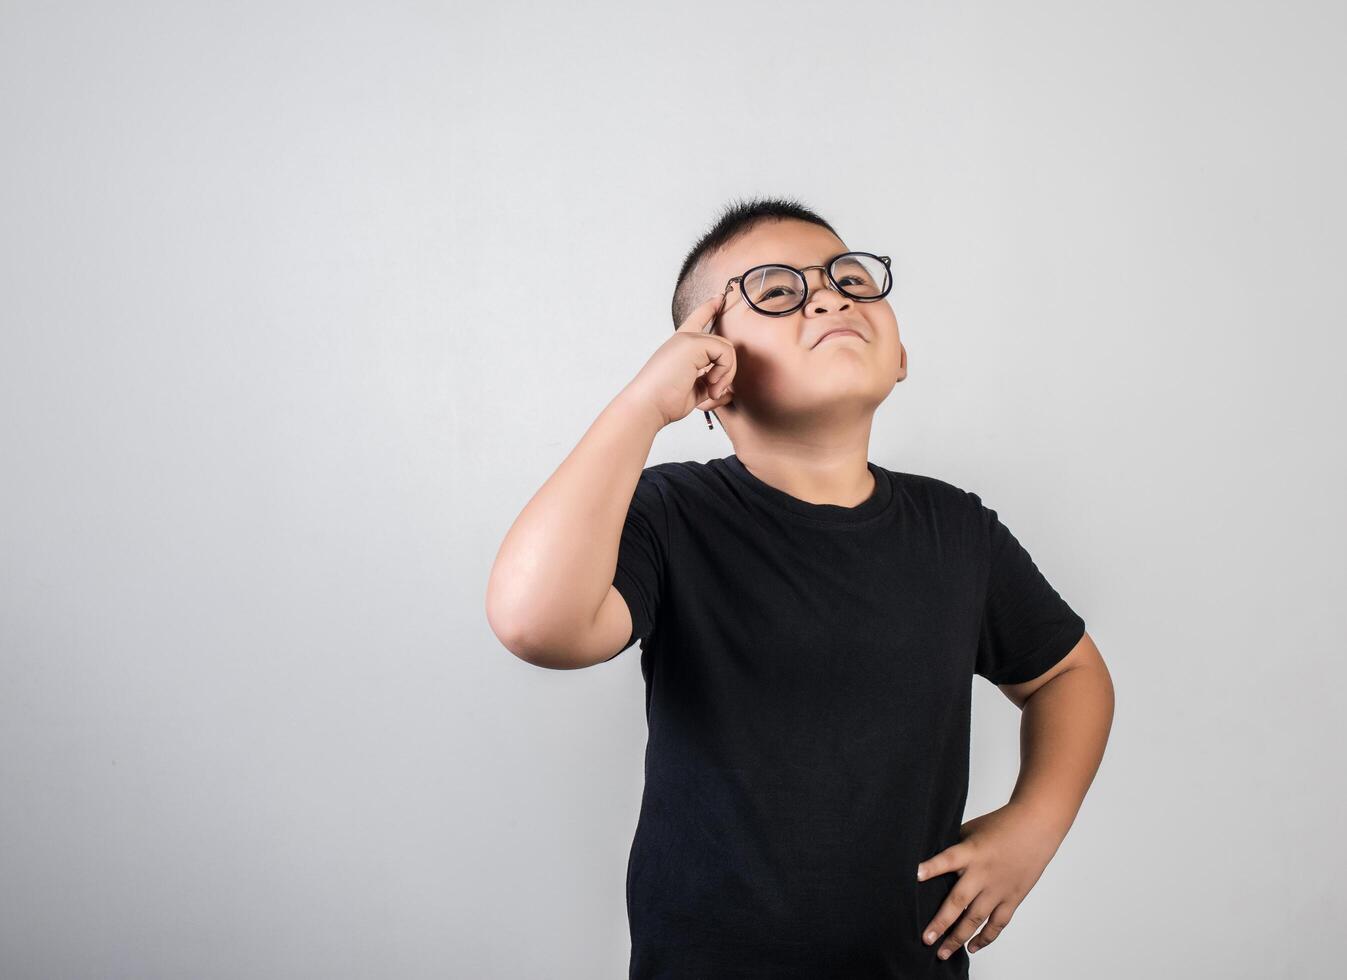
[698,345,736,398]
[673,293,735,392]
[921,880,977,949]
[674,293,725,335]
[916,844,968,883]
[694,383,734,413]
[967,902,1014,954]
[936,896,995,961]
[693,364,734,409]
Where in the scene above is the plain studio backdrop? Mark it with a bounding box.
[1,1,1342,977]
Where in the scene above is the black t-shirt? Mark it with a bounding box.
[610,454,1086,979]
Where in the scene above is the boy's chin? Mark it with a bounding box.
[763,389,890,417]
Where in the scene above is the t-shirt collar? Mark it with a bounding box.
[718,453,894,527]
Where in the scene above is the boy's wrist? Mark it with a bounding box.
[609,384,670,437]
[1004,794,1077,844]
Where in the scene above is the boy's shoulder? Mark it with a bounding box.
[633,458,727,502]
[636,457,712,486]
[874,464,980,504]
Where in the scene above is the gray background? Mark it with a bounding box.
[2,1,1342,977]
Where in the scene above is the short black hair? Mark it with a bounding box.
[670,195,841,329]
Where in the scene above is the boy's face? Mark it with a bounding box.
[701,219,906,428]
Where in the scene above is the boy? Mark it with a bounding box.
[486,197,1115,978]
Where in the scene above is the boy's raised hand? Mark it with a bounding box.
[915,802,1064,960]
[627,294,738,427]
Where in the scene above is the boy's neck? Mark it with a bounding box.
[728,438,877,509]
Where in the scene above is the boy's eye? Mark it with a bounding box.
[765,277,865,297]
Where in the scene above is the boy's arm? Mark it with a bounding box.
[485,384,666,670]
[484,294,735,670]
[917,632,1114,960]
[998,631,1115,840]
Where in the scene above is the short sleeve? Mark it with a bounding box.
[972,495,1086,685]
[609,467,669,657]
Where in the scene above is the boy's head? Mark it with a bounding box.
[670,196,907,438]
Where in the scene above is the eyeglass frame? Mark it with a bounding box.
[719,251,893,318]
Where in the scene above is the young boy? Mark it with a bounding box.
[486,197,1115,978]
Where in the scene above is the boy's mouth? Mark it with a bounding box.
[811,324,868,348]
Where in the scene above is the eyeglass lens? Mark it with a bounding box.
[741,253,891,314]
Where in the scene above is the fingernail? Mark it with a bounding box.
[939,949,950,960]
[925,931,936,944]
[916,866,924,880]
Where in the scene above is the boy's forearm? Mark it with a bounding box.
[1005,663,1115,842]
[486,382,666,656]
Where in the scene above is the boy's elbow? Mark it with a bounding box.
[485,576,616,669]
[485,605,591,670]
[485,585,538,663]
[500,632,600,670]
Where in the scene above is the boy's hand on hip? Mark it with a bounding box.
[915,802,1061,960]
